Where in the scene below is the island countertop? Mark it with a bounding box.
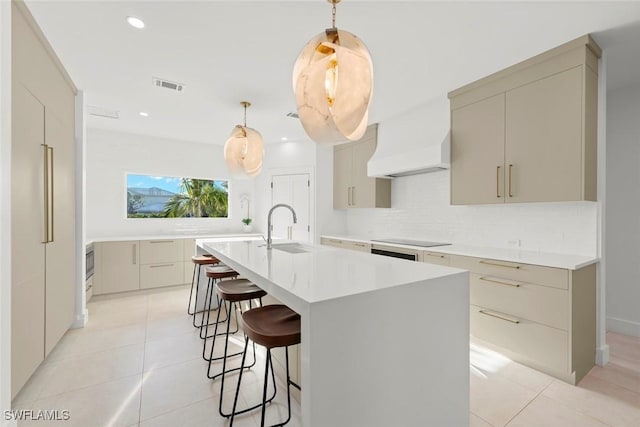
[201,239,466,305]
[200,238,470,427]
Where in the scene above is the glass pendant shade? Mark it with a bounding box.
[223,125,264,179]
[293,29,373,144]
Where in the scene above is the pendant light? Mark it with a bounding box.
[293,0,373,144]
[224,101,264,179]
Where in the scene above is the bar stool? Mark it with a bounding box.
[188,255,220,321]
[207,279,276,420]
[229,304,301,427]
[199,265,239,338]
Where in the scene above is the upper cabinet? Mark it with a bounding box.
[333,124,391,209]
[449,35,600,205]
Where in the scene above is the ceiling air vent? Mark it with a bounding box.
[286,112,299,118]
[87,105,119,119]
[152,77,185,92]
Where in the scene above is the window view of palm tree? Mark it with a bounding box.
[126,174,228,218]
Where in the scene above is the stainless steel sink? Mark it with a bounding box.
[272,243,313,254]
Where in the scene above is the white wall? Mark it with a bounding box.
[86,128,254,238]
[0,1,13,423]
[346,170,598,256]
[605,82,640,337]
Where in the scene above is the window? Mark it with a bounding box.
[126,174,228,218]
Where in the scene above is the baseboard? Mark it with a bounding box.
[595,344,610,366]
[607,316,640,338]
[70,310,88,329]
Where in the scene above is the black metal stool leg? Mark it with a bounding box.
[187,264,198,315]
[191,268,202,328]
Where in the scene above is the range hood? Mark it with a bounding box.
[368,98,450,178]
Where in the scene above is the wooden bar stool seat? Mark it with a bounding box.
[229,305,301,427]
[216,279,267,302]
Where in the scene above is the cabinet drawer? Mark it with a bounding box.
[320,237,343,248]
[140,263,184,289]
[470,273,568,330]
[342,241,371,252]
[470,304,568,374]
[422,251,450,266]
[449,254,568,289]
[140,239,184,264]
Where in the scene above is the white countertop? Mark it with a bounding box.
[321,234,598,270]
[87,232,263,245]
[201,239,466,304]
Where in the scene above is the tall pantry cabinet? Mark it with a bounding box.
[11,1,77,398]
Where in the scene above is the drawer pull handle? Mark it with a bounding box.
[425,253,445,259]
[479,309,520,324]
[150,263,174,268]
[479,277,521,287]
[354,243,366,247]
[479,260,520,269]
[150,240,175,244]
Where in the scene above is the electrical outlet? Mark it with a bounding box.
[507,239,521,248]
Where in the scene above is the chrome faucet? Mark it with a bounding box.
[267,203,297,249]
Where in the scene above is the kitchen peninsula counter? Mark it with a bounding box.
[200,239,469,427]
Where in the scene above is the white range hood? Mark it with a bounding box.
[368,98,450,178]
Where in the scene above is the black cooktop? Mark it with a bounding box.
[371,238,451,248]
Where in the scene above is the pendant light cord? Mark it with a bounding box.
[243,104,247,127]
[331,2,337,28]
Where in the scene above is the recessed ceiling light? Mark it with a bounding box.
[127,16,145,29]
[139,112,149,117]
[281,137,288,141]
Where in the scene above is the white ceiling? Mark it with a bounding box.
[25,1,640,146]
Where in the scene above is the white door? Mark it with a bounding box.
[271,174,311,243]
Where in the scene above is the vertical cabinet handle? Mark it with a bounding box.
[508,164,514,198]
[47,145,54,242]
[352,186,355,206]
[41,144,54,243]
[132,244,137,265]
[42,144,49,243]
[496,166,501,198]
[347,187,351,206]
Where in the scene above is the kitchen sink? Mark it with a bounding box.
[272,243,313,254]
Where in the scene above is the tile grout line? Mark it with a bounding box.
[137,294,150,425]
[470,410,495,427]
[502,380,553,426]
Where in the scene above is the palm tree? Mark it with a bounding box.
[162,179,228,218]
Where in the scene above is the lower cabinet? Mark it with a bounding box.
[320,237,371,252]
[139,239,185,289]
[449,254,596,384]
[94,238,198,295]
[422,250,451,266]
[94,241,140,295]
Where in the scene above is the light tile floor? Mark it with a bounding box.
[12,285,640,426]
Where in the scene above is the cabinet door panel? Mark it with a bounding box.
[505,67,583,203]
[11,83,46,398]
[333,146,351,209]
[99,241,140,294]
[351,137,377,208]
[140,239,183,264]
[44,108,76,356]
[451,94,506,205]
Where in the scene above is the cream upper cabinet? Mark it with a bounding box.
[449,35,599,205]
[333,124,391,209]
[451,94,506,204]
[505,67,583,203]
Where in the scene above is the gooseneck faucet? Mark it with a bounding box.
[267,204,297,249]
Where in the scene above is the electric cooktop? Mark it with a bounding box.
[371,238,451,248]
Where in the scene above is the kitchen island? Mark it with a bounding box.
[200,239,469,427]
